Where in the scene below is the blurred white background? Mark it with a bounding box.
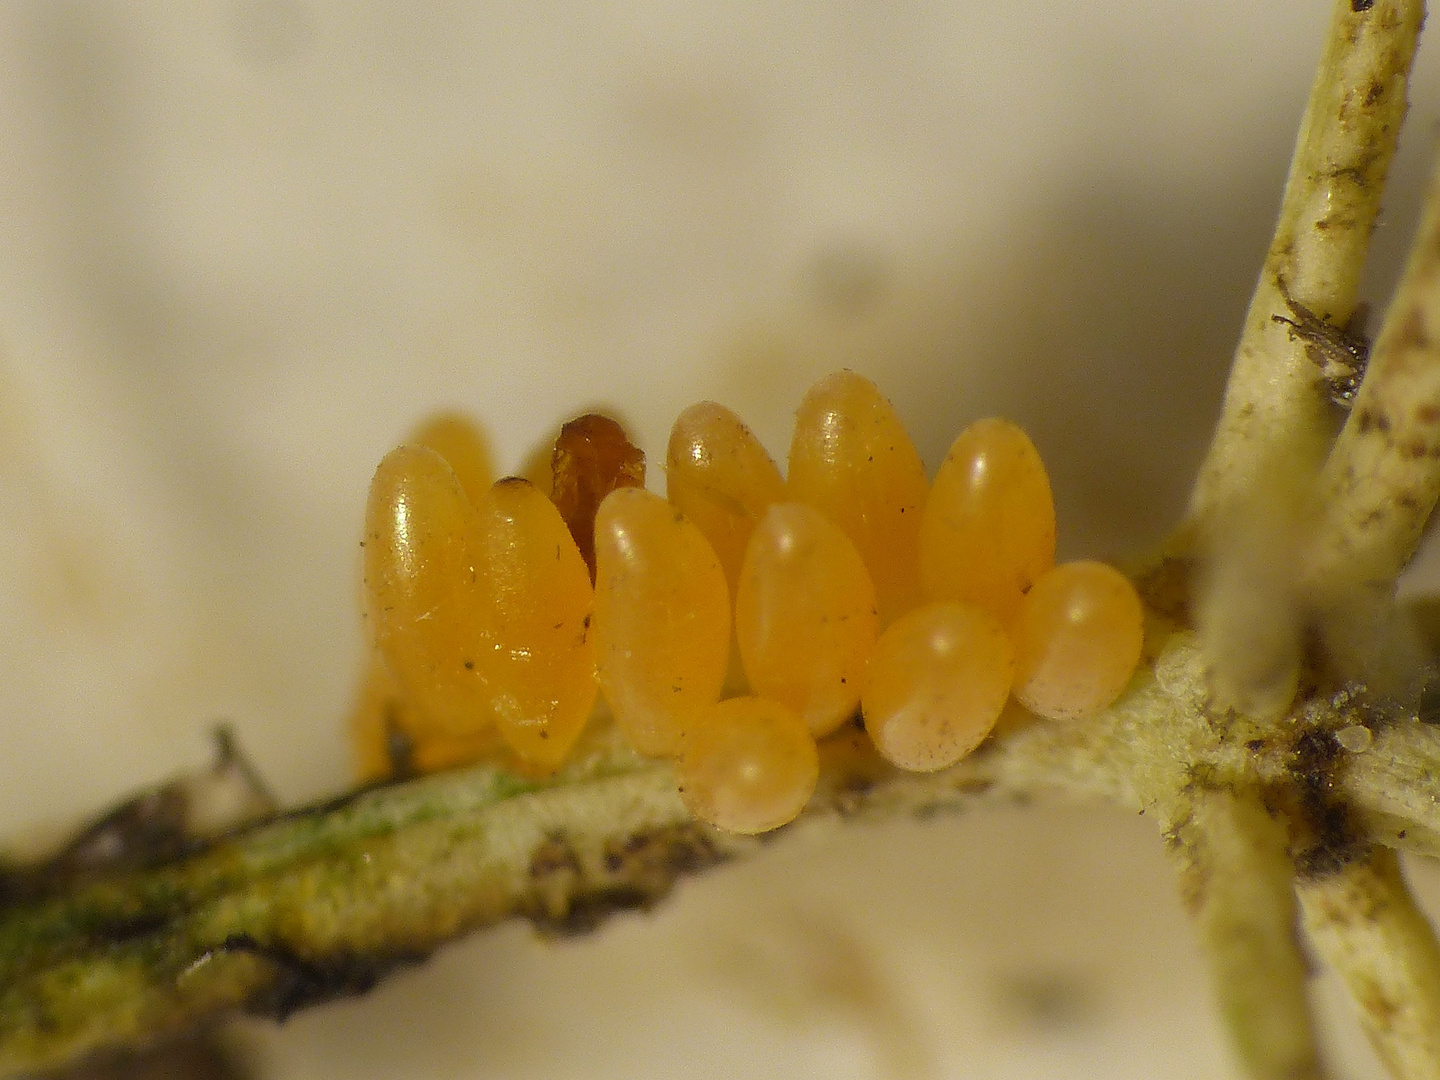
[0,2,1438,1077]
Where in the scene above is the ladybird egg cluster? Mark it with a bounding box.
[355,371,1144,835]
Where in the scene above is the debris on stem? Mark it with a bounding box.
[1309,158,1440,596]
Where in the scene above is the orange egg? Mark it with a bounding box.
[1012,561,1143,721]
[593,487,731,757]
[676,697,818,835]
[362,445,494,741]
[666,401,785,596]
[469,478,599,771]
[735,503,878,738]
[787,371,928,626]
[919,418,1055,626]
[360,381,1119,797]
[362,448,597,773]
[408,411,496,506]
[862,602,1014,771]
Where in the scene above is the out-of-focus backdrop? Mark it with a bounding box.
[0,3,1438,1077]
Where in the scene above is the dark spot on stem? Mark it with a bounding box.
[1356,407,1386,434]
[1288,728,1368,877]
[1398,308,1432,353]
[521,825,731,937]
[224,933,428,1022]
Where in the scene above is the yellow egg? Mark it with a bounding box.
[919,418,1055,626]
[593,487,731,758]
[362,449,597,773]
[470,478,599,771]
[1012,560,1144,721]
[787,370,929,626]
[665,401,785,596]
[408,411,496,506]
[862,602,1014,771]
[735,503,878,738]
[362,444,495,741]
[676,697,818,835]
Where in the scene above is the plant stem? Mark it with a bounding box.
[1309,157,1440,593]
[1298,847,1440,1080]
[1188,0,1423,529]
[1167,786,1324,1080]
[1186,0,1425,719]
[1,629,1428,1077]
